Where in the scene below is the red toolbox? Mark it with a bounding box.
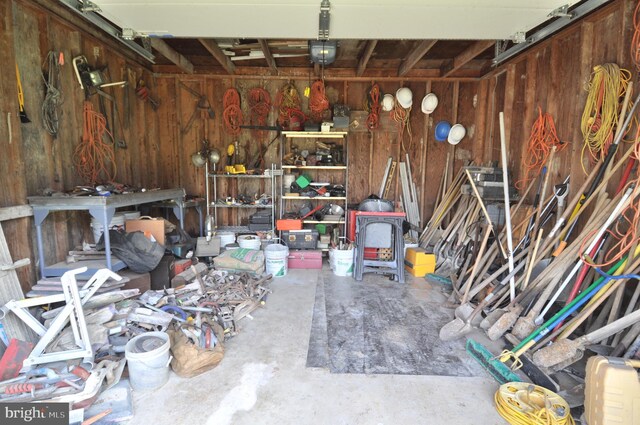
[288,249,323,269]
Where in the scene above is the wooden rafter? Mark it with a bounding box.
[198,38,236,74]
[149,38,194,74]
[258,39,278,74]
[398,40,437,77]
[441,40,495,78]
[356,40,378,77]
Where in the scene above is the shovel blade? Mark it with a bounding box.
[439,318,473,341]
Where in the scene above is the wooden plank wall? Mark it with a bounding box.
[475,0,636,207]
[0,0,161,290]
[156,75,482,230]
[4,0,633,291]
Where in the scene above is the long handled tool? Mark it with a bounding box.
[499,112,516,301]
[554,88,640,256]
[533,301,640,370]
[533,185,635,327]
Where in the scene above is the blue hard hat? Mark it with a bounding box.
[435,121,451,142]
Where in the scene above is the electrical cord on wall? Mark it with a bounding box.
[223,88,243,136]
[73,101,116,183]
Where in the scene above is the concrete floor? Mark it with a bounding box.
[132,268,505,425]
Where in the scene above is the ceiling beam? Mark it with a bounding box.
[356,40,378,77]
[198,38,236,74]
[149,38,193,74]
[398,40,437,77]
[258,39,278,74]
[441,40,495,78]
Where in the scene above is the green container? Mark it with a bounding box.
[295,173,312,189]
[315,224,327,235]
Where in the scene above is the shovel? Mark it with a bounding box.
[533,306,640,370]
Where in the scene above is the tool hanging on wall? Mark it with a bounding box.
[135,79,159,111]
[41,51,64,136]
[15,63,30,123]
[72,56,126,93]
[179,81,214,134]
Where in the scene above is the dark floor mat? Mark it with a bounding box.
[306,269,488,377]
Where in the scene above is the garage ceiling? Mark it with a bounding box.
[66,0,606,78]
[95,0,577,40]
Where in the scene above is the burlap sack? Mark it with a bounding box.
[168,321,225,378]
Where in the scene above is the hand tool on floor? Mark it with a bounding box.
[533,302,640,370]
[499,112,516,301]
[15,63,30,123]
[532,185,635,327]
[553,87,640,257]
[500,256,637,366]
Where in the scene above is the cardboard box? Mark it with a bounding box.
[118,270,151,293]
[125,217,166,245]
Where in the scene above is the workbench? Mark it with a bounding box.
[28,189,186,277]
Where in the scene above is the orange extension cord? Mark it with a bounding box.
[632,0,640,72]
[223,88,243,136]
[73,101,116,184]
[392,100,412,153]
[274,83,305,130]
[516,107,565,189]
[365,83,381,130]
[309,80,330,122]
[248,87,271,138]
[579,127,640,268]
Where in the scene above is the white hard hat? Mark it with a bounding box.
[448,124,466,145]
[395,87,413,109]
[381,93,395,112]
[421,93,438,114]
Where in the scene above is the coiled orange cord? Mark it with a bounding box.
[392,100,412,153]
[309,80,330,122]
[631,0,640,72]
[365,83,381,130]
[516,107,565,189]
[73,101,116,184]
[248,87,271,138]
[275,83,305,130]
[223,88,243,135]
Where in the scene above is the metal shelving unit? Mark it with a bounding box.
[208,165,278,232]
[280,131,349,238]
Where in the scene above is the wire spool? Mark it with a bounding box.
[223,88,243,136]
[237,234,262,250]
[495,382,575,425]
[365,83,381,130]
[74,101,117,183]
[309,80,330,122]
[275,83,305,130]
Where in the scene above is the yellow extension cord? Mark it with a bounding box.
[495,382,575,425]
[580,63,632,174]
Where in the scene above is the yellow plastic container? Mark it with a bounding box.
[584,356,640,425]
[404,248,435,277]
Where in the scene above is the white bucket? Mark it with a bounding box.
[283,174,296,189]
[238,235,262,250]
[218,232,236,247]
[90,214,126,243]
[331,248,355,277]
[125,331,172,391]
[265,244,289,277]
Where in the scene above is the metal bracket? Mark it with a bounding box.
[511,32,527,44]
[548,4,573,19]
[79,0,101,13]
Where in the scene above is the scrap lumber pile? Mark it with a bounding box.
[0,265,271,420]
